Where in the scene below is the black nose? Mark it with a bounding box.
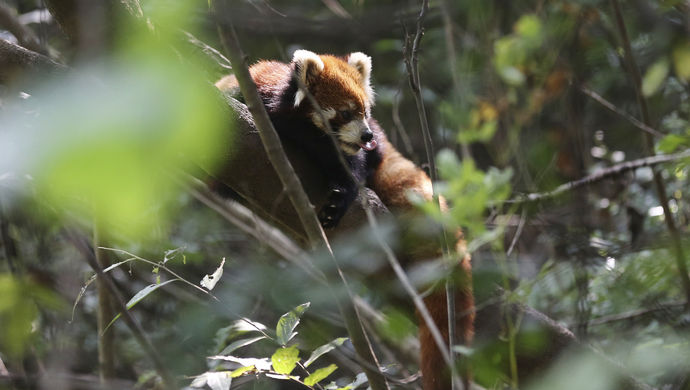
[361,131,373,143]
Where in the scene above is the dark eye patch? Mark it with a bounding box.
[340,110,352,121]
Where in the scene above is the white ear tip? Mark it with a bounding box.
[348,52,372,70]
[292,50,324,70]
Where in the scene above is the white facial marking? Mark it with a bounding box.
[337,119,371,156]
[311,108,336,129]
[294,90,305,107]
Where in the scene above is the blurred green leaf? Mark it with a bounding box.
[642,58,669,97]
[657,134,689,154]
[673,41,690,81]
[515,14,543,39]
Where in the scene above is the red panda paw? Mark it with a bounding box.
[318,186,352,229]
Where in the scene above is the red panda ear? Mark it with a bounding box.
[292,50,324,106]
[348,52,374,103]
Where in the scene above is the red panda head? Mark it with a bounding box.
[292,50,377,156]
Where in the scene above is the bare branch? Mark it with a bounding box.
[503,148,690,204]
[0,37,70,92]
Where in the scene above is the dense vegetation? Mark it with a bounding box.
[1,0,690,389]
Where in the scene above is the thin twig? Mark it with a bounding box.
[610,0,690,308]
[587,301,685,326]
[506,210,526,257]
[578,86,664,138]
[66,231,177,390]
[502,148,690,204]
[93,209,116,383]
[438,0,471,160]
[181,30,233,71]
[391,81,416,160]
[403,2,463,389]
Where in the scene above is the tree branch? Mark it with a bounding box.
[0,3,57,59]
[0,37,70,93]
[504,148,690,204]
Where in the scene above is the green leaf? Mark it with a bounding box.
[104,279,178,333]
[642,58,669,97]
[304,338,347,367]
[657,134,689,154]
[219,336,266,355]
[276,303,310,346]
[271,345,300,375]
[673,42,690,81]
[304,364,338,386]
[515,14,542,38]
[230,365,255,378]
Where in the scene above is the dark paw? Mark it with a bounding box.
[318,188,348,229]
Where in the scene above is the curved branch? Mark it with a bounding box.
[0,37,70,92]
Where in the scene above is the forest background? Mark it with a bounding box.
[1,0,690,389]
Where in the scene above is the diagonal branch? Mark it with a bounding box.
[213,3,325,249]
[0,37,70,92]
[578,86,664,138]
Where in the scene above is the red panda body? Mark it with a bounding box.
[215,51,473,390]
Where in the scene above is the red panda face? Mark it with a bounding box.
[292,50,377,156]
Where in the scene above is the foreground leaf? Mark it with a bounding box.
[276,303,310,346]
[105,279,178,332]
[304,338,347,367]
[219,336,266,355]
[271,345,300,375]
[208,356,272,371]
[201,258,225,290]
[190,372,231,390]
[304,364,338,386]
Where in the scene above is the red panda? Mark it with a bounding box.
[215,50,473,390]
